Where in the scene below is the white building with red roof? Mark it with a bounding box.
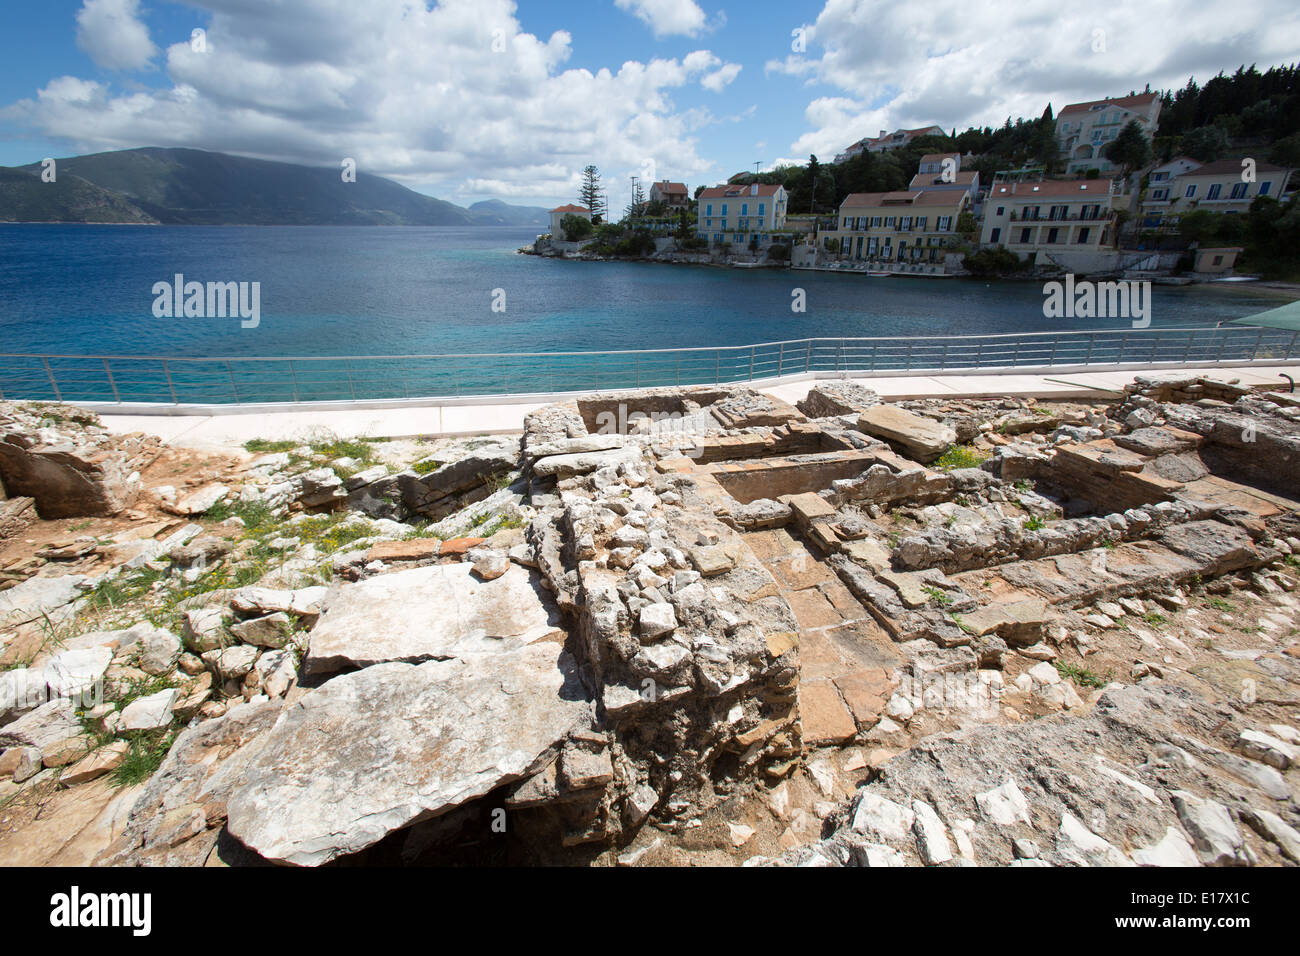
[834,126,947,162]
[1055,93,1162,176]
[548,203,591,238]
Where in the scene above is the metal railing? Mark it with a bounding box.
[0,325,1296,407]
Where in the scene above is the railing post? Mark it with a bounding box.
[1289,330,1299,360]
[1182,331,1194,365]
[502,356,508,394]
[345,360,356,400]
[1011,338,1021,367]
[42,357,61,402]
[749,346,755,381]
[714,351,720,384]
[102,358,121,404]
[1085,334,1095,365]
[871,342,878,370]
[399,360,409,399]
[675,354,680,386]
[940,342,948,370]
[594,354,599,389]
[1252,327,1265,362]
[636,353,641,388]
[226,362,240,404]
[805,340,812,373]
[1047,336,1057,367]
[289,360,300,403]
[162,360,178,405]
[777,341,784,377]
[453,358,461,397]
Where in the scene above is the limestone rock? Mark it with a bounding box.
[43,646,113,705]
[135,625,183,676]
[119,689,177,731]
[225,644,590,866]
[62,741,129,786]
[533,444,642,478]
[857,406,956,464]
[229,612,294,649]
[162,484,229,516]
[1171,791,1249,866]
[306,563,564,674]
[0,574,88,628]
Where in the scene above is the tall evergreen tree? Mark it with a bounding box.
[579,165,605,221]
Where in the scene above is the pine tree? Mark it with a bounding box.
[579,165,605,220]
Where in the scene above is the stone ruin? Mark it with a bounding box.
[4,373,1299,867]
[0,402,158,522]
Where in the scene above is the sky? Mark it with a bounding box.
[1,0,1298,214]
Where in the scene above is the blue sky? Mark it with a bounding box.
[2,1,1298,213]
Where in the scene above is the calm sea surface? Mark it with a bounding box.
[0,224,1290,401]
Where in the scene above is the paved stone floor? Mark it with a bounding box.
[745,527,900,747]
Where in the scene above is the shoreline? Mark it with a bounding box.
[523,245,1300,294]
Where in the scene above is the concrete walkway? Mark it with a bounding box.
[99,364,1299,450]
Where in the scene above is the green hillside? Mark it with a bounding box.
[2,148,546,226]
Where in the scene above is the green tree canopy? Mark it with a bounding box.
[1104,120,1154,176]
[560,213,593,241]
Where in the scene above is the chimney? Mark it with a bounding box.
[879,130,887,138]
[751,183,758,196]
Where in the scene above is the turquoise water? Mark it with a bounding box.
[0,224,1290,402]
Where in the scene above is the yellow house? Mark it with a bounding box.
[1141,159,1292,227]
[823,189,969,265]
[696,183,788,247]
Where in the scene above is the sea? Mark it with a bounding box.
[0,224,1290,403]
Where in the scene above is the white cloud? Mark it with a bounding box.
[614,0,709,38]
[7,0,740,203]
[75,0,158,71]
[681,51,741,92]
[701,62,742,93]
[770,0,1300,158]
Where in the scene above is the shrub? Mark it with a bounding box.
[933,445,988,471]
[561,213,593,242]
[962,246,1031,277]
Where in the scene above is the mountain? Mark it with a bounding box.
[1,147,544,227]
[0,167,156,224]
[466,198,550,227]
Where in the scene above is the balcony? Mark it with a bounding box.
[1008,210,1109,223]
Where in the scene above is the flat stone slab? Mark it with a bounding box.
[225,644,590,866]
[799,680,857,747]
[857,407,955,464]
[532,444,643,478]
[0,574,88,628]
[305,563,564,674]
